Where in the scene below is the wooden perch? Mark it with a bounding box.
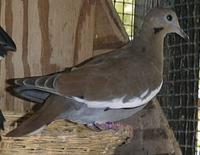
[0,113,131,155]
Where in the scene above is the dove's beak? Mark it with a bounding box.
[177,27,189,40]
[172,23,189,40]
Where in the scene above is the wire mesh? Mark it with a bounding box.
[113,0,135,38]
[113,0,200,155]
[158,1,200,155]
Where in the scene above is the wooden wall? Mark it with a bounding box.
[0,0,128,113]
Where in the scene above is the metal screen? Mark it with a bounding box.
[158,1,200,155]
[113,0,135,38]
[113,0,200,155]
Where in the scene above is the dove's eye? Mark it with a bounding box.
[166,14,173,21]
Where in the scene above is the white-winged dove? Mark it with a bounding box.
[6,8,188,137]
[0,26,16,131]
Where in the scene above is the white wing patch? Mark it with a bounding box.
[140,89,149,98]
[73,81,163,109]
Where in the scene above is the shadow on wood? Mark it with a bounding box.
[115,99,182,155]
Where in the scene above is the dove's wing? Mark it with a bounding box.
[12,45,162,109]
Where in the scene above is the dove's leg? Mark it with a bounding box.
[87,122,134,141]
[96,122,133,133]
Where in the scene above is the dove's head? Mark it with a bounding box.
[143,8,188,40]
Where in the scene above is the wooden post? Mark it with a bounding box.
[115,99,182,155]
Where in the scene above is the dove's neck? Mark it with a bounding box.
[133,28,165,74]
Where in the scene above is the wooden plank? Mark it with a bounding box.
[115,99,182,155]
[94,0,129,54]
[0,0,94,112]
[73,0,96,64]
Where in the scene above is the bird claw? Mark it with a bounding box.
[95,122,121,130]
[86,123,102,132]
[87,122,134,142]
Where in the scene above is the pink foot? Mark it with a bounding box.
[87,122,134,143]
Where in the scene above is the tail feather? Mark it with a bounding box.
[7,73,61,103]
[15,87,50,103]
[45,74,58,89]
[15,78,25,86]
[23,77,39,86]
[6,95,72,137]
[35,76,49,88]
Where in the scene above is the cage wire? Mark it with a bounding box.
[113,0,200,155]
[113,0,135,39]
[158,1,200,155]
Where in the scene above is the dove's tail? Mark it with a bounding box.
[7,68,72,103]
[14,87,50,103]
[6,70,65,104]
[6,95,72,137]
[7,76,52,104]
